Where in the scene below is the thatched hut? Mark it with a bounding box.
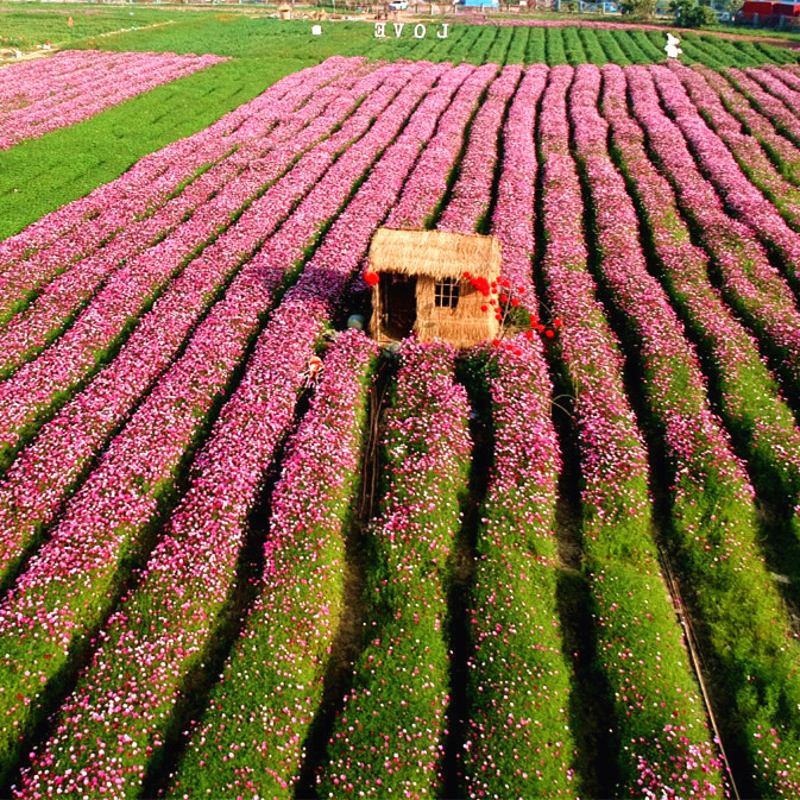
[367,228,502,348]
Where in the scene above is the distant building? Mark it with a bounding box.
[459,0,501,8]
[739,0,800,25]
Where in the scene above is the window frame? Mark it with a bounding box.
[434,277,460,309]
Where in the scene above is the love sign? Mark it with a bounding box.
[374,22,450,39]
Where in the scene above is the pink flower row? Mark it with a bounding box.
[626,66,800,398]
[668,64,800,230]
[0,61,385,378]
[0,49,226,150]
[385,63,496,230]
[618,64,800,797]
[464,340,576,798]
[745,65,800,118]
[0,66,386,390]
[91,332,376,799]
[10,60,463,797]
[540,64,722,797]
[694,64,800,184]
[649,65,800,290]
[0,57,358,300]
[0,60,380,472]
[725,67,800,148]
[601,62,800,545]
[319,340,471,797]
[489,64,548,307]
[438,65,521,233]
[0,59,409,590]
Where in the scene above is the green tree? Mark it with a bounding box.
[671,0,717,26]
[621,0,658,19]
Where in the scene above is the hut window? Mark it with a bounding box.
[434,278,460,309]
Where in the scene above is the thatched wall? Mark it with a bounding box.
[367,228,502,348]
[414,277,498,347]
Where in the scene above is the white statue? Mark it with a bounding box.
[665,33,682,60]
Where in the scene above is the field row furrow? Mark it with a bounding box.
[462,342,575,798]
[671,64,800,231]
[0,59,379,473]
[726,67,800,149]
[165,329,376,798]
[696,64,800,186]
[651,65,800,293]
[745,66,800,118]
[602,64,800,542]
[439,65,520,234]
[489,64,547,305]
[574,66,800,797]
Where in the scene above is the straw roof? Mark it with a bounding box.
[368,228,501,281]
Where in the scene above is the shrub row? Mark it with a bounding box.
[539,65,722,797]
[318,340,471,797]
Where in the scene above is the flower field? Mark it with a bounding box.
[0,49,224,149]
[1,44,800,800]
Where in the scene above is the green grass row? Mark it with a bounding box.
[461,344,577,798]
[165,332,376,798]
[0,3,178,50]
[318,341,472,797]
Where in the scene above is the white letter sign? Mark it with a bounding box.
[437,23,449,38]
[374,22,386,38]
[413,23,427,39]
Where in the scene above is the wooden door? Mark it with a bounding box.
[380,273,417,339]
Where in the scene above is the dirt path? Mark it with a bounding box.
[0,20,176,66]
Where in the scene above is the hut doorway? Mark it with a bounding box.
[380,273,417,339]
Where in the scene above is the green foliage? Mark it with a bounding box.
[461,349,577,798]
[671,0,718,27]
[621,0,659,19]
[0,7,795,239]
[318,343,471,796]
